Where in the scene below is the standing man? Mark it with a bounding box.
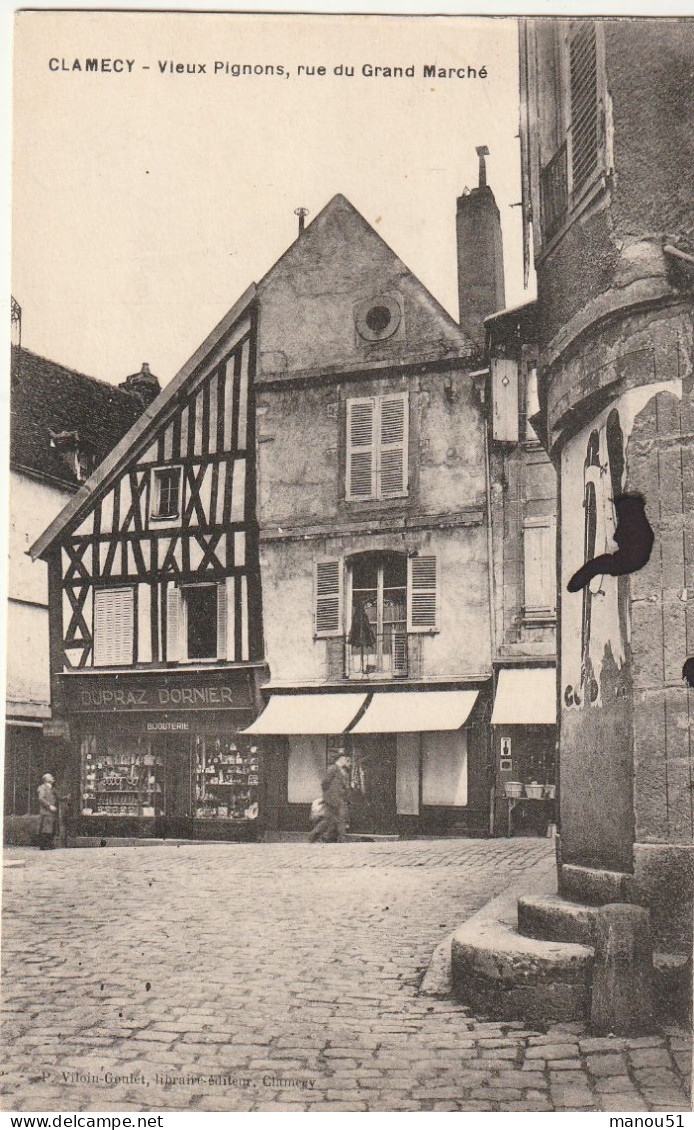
[309,754,352,843]
[37,773,58,850]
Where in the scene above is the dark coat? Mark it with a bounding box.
[308,762,351,843]
[322,764,350,822]
[37,782,58,835]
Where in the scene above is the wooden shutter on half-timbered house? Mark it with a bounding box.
[216,581,228,660]
[166,584,182,662]
[93,587,135,666]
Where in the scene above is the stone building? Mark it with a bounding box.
[246,193,494,836]
[519,17,694,955]
[6,343,152,842]
[483,302,558,838]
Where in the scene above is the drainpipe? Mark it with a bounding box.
[483,419,499,838]
[473,365,498,835]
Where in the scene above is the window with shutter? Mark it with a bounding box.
[315,559,342,637]
[569,22,599,194]
[523,521,556,616]
[93,587,135,666]
[407,555,438,632]
[182,584,218,660]
[345,393,408,501]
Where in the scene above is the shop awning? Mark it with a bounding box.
[350,690,479,735]
[243,693,368,735]
[490,667,556,726]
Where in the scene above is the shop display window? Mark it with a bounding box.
[194,735,259,820]
[81,734,163,817]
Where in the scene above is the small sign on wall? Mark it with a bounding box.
[500,735,512,771]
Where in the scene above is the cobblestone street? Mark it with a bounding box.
[1,838,691,1113]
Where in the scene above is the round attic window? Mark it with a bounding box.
[365,305,392,334]
[355,294,402,342]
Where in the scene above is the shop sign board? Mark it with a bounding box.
[60,673,253,713]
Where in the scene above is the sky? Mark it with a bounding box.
[12,11,533,388]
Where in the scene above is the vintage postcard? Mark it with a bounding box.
[3,7,693,1119]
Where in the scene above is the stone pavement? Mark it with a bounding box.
[1,838,691,1113]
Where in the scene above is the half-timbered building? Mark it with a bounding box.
[6,343,150,843]
[31,290,265,840]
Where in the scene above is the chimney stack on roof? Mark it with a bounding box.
[456,146,506,351]
[119,362,161,410]
[294,207,309,236]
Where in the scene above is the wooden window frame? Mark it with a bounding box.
[149,465,183,525]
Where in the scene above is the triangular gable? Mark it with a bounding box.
[31,284,256,559]
[256,194,473,381]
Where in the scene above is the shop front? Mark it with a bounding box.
[490,665,557,837]
[246,686,491,838]
[56,669,263,841]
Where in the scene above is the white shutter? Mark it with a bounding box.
[166,584,182,661]
[225,576,236,661]
[492,358,520,442]
[216,581,227,659]
[524,522,556,613]
[137,583,152,664]
[315,559,343,637]
[93,588,134,666]
[379,393,408,497]
[407,556,438,632]
[346,398,376,500]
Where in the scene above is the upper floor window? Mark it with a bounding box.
[166,581,227,663]
[315,551,438,678]
[348,552,407,676]
[346,393,408,501]
[537,20,605,246]
[93,586,134,666]
[151,466,182,521]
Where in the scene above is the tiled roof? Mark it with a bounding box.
[10,346,143,489]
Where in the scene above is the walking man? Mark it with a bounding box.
[37,773,58,850]
[309,754,352,843]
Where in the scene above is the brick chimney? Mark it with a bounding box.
[119,362,161,410]
[456,146,506,350]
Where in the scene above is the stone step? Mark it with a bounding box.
[451,915,594,1024]
[518,893,601,945]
